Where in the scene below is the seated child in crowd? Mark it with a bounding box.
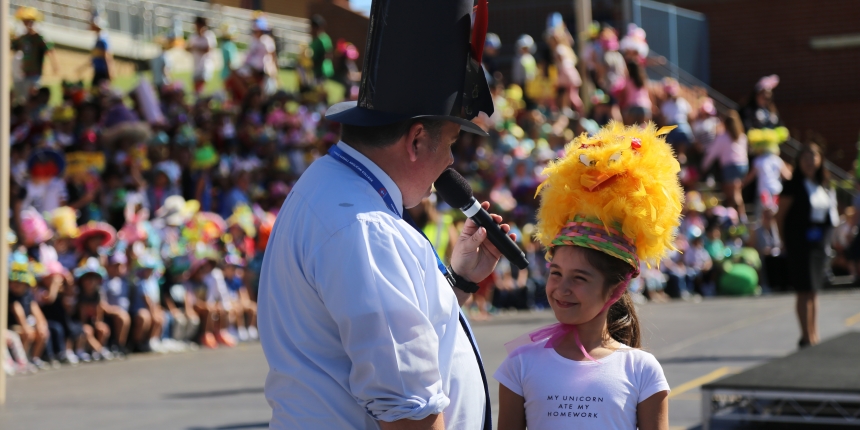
[185,255,236,349]
[130,254,166,353]
[7,261,50,369]
[161,257,201,346]
[73,259,114,361]
[34,261,75,366]
[102,252,132,355]
[222,255,258,342]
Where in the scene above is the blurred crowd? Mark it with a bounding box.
[5,8,854,373]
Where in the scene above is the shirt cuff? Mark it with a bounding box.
[370,392,450,422]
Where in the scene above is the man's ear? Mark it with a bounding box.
[405,122,425,163]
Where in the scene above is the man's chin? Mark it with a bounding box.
[403,187,433,210]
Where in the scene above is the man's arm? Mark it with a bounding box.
[379,413,444,430]
[313,221,451,423]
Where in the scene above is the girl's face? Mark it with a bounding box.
[54,238,70,253]
[546,246,612,326]
[139,268,154,280]
[81,274,101,293]
[800,150,821,180]
[9,281,28,296]
[86,235,102,253]
[222,265,236,279]
[107,262,127,278]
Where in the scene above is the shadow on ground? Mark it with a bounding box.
[166,387,265,399]
[658,354,779,364]
[186,423,269,430]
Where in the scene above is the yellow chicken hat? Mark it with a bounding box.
[535,122,684,271]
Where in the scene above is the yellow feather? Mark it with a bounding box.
[535,121,683,267]
[656,125,677,136]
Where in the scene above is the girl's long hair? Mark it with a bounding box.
[724,110,744,141]
[580,247,642,348]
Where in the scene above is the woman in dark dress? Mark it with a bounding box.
[777,144,837,347]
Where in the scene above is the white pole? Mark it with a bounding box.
[0,0,13,406]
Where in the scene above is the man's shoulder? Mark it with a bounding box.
[286,156,400,233]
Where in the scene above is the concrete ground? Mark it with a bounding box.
[2,290,859,430]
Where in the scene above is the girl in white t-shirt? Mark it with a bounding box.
[495,122,682,430]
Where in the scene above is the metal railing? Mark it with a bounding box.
[8,0,310,57]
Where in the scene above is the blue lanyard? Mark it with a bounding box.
[329,145,401,218]
[328,145,451,278]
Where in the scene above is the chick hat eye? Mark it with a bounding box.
[608,151,622,163]
[579,154,596,167]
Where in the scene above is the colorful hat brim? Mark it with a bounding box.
[76,223,117,249]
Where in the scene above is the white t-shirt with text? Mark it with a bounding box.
[494,339,670,430]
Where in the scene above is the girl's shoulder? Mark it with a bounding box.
[610,346,666,374]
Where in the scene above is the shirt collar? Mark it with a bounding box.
[336,141,404,216]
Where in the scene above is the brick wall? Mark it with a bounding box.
[674,0,860,168]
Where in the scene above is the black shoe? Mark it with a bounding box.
[798,339,811,349]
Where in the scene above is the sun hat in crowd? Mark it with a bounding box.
[252,18,269,32]
[755,74,780,92]
[52,105,76,123]
[516,34,536,53]
[183,212,227,245]
[192,145,220,170]
[485,33,501,51]
[173,125,198,147]
[74,258,107,279]
[220,23,238,40]
[20,208,54,245]
[155,196,200,227]
[155,161,182,184]
[136,253,161,271]
[108,251,128,265]
[15,6,43,22]
[699,98,717,116]
[619,24,649,59]
[227,205,256,238]
[28,148,66,180]
[685,191,706,213]
[149,131,169,146]
[9,261,36,287]
[49,207,80,239]
[224,254,245,268]
[40,260,70,279]
[748,126,790,155]
[189,249,220,275]
[76,221,117,250]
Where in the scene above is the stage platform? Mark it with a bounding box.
[701,331,860,429]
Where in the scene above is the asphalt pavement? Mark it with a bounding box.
[2,290,859,430]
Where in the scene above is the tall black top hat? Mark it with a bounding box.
[325,0,494,136]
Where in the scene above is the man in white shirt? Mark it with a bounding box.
[187,16,217,95]
[258,0,501,429]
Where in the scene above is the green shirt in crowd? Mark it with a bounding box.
[310,32,334,80]
[12,33,53,78]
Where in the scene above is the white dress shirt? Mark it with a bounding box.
[258,142,485,429]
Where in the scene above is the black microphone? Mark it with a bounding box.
[434,168,529,270]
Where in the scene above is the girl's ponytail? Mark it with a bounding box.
[607,292,641,348]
